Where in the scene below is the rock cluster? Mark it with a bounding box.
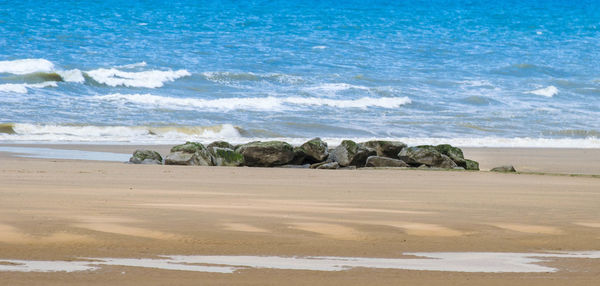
[129,138,480,171]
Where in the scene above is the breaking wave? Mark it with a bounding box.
[1,122,598,147]
[528,86,559,97]
[0,123,243,143]
[0,59,55,75]
[92,93,412,111]
[86,68,190,88]
[0,59,84,83]
[0,58,189,88]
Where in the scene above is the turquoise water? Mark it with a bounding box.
[0,0,599,146]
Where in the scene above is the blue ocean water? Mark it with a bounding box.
[0,0,599,146]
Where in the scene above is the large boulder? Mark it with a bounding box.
[490,165,516,172]
[331,140,376,167]
[210,147,244,167]
[207,141,235,150]
[309,160,332,169]
[464,159,480,171]
[435,144,466,167]
[236,141,295,167]
[365,156,409,168]
[129,149,162,165]
[165,142,214,166]
[289,147,307,165]
[360,140,406,158]
[397,146,457,169]
[299,138,329,163]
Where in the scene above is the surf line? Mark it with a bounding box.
[1,251,599,273]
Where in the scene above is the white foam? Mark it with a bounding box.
[312,136,600,149]
[312,45,327,49]
[0,58,83,83]
[0,123,242,143]
[2,124,599,147]
[86,68,190,88]
[92,93,411,111]
[56,69,85,83]
[0,82,58,94]
[528,86,558,97]
[0,251,598,273]
[0,59,55,75]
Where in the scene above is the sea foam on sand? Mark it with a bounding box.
[0,251,598,273]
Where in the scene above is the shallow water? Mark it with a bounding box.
[0,146,130,162]
[1,252,599,273]
[0,1,599,145]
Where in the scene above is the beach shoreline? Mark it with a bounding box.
[0,145,598,284]
[2,143,600,175]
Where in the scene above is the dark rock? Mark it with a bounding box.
[435,144,466,167]
[300,137,329,163]
[361,140,406,158]
[210,147,244,167]
[164,152,196,165]
[165,142,214,166]
[129,149,162,165]
[309,160,332,169]
[316,162,340,169]
[490,165,516,172]
[398,146,458,169]
[464,159,480,171]
[236,141,295,167]
[331,140,376,167]
[289,147,307,165]
[365,156,409,167]
[170,141,205,153]
[207,141,235,150]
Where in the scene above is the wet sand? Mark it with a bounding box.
[0,145,599,285]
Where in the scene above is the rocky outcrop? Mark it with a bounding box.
[129,149,162,165]
[309,160,332,169]
[210,147,244,167]
[299,138,329,163]
[236,141,295,167]
[360,140,406,158]
[165,142,214,166]
[464,159,479,171]
[289,147,307,165]
[397,146,457,168]
[490,165,516,172]
[207,141,235,150]
[434,144,466,167]
[365,156,409,167]
[132,140,482,172]
[331,140,376,167]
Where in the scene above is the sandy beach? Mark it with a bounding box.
[0,144,598,285]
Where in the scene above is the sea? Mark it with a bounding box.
[1,0,599,147]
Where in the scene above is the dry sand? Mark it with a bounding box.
[0,145,599,285]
